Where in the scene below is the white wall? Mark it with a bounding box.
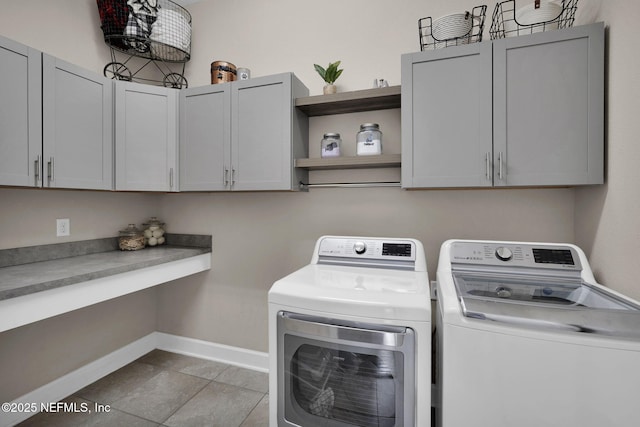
[157,188,575,350]
[0,0,111,72]
[0,189,160,249]
[0,0,634,401]
[184,0,603,92]
[575,0,640,298]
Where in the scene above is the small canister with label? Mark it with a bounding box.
[237,67,251,80]
[211,61,237,84]
[321,133,341,158]
[356,123,382,156]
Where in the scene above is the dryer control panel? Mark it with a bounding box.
[450,241,582,271]
[314,236,427,271]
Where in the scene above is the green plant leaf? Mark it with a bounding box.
[319,60,343,84]
[314,64,326,80]
[314,61,344,84]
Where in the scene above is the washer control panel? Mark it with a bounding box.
[450,241,582,271]
[315,236,427,272]
[319,237,415,261]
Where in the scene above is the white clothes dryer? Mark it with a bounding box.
[435,239,640,427]
[268,236,431,427]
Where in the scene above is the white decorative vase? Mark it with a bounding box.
[323,84,337,95]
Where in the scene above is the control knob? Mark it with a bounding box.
[354,241,367,255]
[495,246,513,261]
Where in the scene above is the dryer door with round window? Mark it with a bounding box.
[277,311,415,427]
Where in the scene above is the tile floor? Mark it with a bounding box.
[18,350,269,427]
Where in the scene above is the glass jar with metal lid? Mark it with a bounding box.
[321,133,342,158]
[142,216,166,247]
[356,123,382,156]
[119,224,145,251]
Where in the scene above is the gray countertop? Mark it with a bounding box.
[0,234,211,301]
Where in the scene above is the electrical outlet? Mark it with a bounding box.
[56,218,70,237]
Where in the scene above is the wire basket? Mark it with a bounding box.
[490,0,578,39]
[97,0,191,87]
[419,5,487,51]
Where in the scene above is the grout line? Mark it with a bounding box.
[237,393,268,427]
[157,373,212,426]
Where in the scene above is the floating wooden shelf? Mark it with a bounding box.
[295,86,401,116]
[296,154,401,170]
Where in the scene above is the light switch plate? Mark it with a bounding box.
[56,218,70,237]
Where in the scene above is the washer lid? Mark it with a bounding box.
[454,272,640,339]
[269,264,431,322]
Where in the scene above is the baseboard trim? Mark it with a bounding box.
[154,332,269,373]
[1,332,268,427]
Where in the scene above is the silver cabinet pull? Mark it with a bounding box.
[485,152,491,181]
[169,168,174,189]
[231,168,236,187]
[224,167,229,187]
[47,157,54,184]
[498,152,504,181]
[34,155,40,186]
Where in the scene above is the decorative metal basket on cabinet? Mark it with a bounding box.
[490,0,578,39]
[97,0,191,88]
[418,5,487,51]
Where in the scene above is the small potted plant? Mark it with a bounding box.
[314,61,343,95]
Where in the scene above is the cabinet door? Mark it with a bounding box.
[401,43,493,188]
[115,81,178,191]
[493,23,604,186]
[0,36,42,187]
[42,55,113,190]
[231,73,294,191]
[179,84,231,191]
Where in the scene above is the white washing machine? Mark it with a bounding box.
[268,236,431,427]
[435,239,640,427]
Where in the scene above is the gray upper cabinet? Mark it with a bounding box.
[179,84,230,191]
[401,42,493,188]
[42,55,113,190]
[2,35,307,193]
[0,35,42,187]
[493,23,604,186]
[0,35,113,190]
[179,72,308,191]
[115,81,178,191]
[402,23,604,189]
[231,73,308,191]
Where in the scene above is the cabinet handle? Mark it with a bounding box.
[231,168,236,187]
[169,168,174,189]
[224,167,229,187]
[34,155,40,185]
[498,152,504,181]
[485,152,491,181]
[47,157,54,184]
